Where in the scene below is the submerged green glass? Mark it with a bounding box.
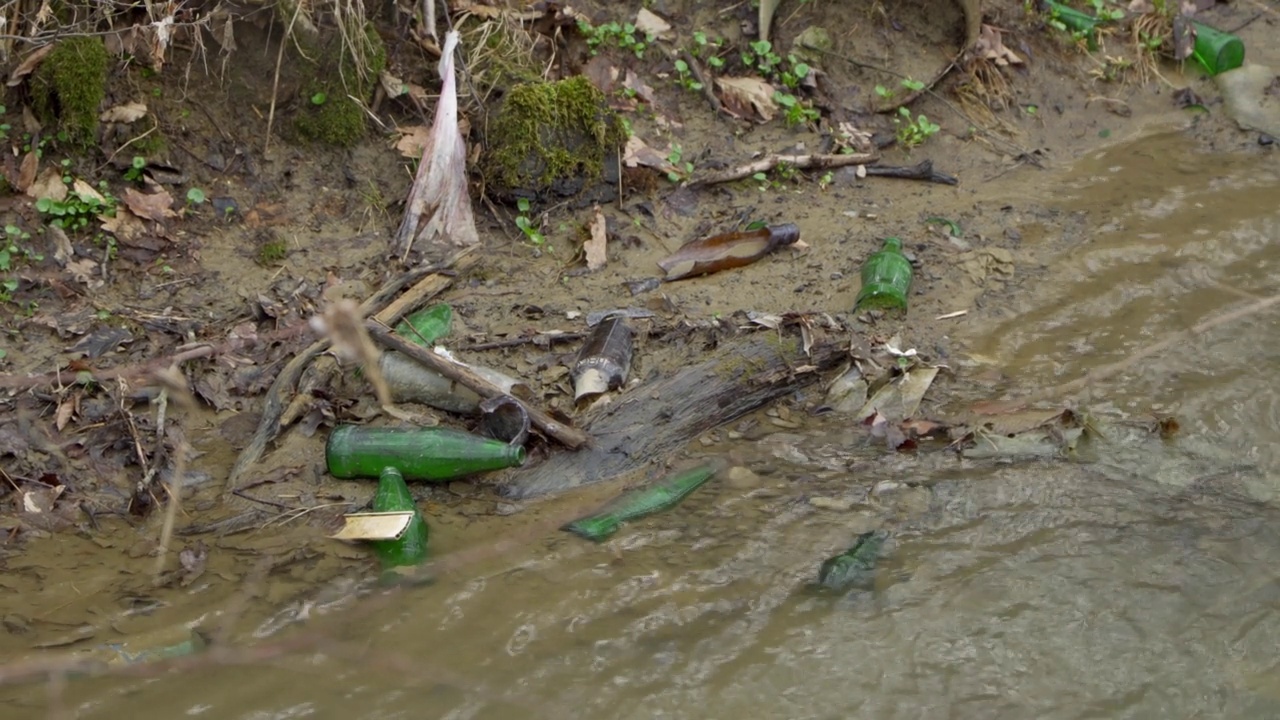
[1191,22,1244,76]
[371,466,429,568]
[564,462,721,541]
[326,425,526,481]
[817,530,887,591]
[855,237,913,312]
[394,303,453,347]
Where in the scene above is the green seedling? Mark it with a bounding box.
[515,198,545,246]
[186,187,206,205]
[672,59,703,91]
[124,155,146,183]
[691,31,726,68]
[894,107,940,149]
[578,20,653,59]
[774,91,820,127]
[665,145,694,182]
[310,92,328,105]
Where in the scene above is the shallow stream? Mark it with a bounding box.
[9,123,1280,720]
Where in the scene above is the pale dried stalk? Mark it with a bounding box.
[393,30,480,263]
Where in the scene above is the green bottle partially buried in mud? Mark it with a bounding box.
[563,460,724,541]
[371,466,429,569]
[855,237,913,312]
[326,425,526,481]
[817,530,887,591]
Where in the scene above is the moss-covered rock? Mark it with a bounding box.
[33,37,110,148]
[482,76,627,201]
[294,23,386,147]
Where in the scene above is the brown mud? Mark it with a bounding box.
[0,0,1274,698]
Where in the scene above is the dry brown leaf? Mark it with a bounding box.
[123,187,177,222]
[49,224,73,265]
[26,166,66,201]
[65,258,102,289]
[635,8,673,40]
[7,45,54,87]
[379,71,428,102]
[100,101,149,123]
[973,24,1023,66]
[17,151,37,192]
[54,398,74,431]
[99,208,147,243]
[716,76,777,122]
[622,135,680,175]
[623,70,656,104]
[394,125,431,158]
[71,179,106,204]
[584,205,608,271]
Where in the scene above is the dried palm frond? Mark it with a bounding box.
[393,30,480,264]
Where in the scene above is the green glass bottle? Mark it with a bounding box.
[394,303,453,347]
[326,425,526,481]
[1191,22,1244,76]
[817,530,887,591]
[371,466,429,568]
[564,461,722,541]
[854,237,913,312]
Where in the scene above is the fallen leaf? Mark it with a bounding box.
[635,8,672,40]
[17,151,37,192]
[49,224,73,264]
[716,76,777,122]
[972,24,1023,66]
[100,101,148,123]
[21,484,64,514]
[26,166,66,202]
[394,125,431,158]
[123,187,177,222]
[71,179,106,204]
[622,135,680,175]
[584,205,607,271]
[99,208,148,243]
[379,70,428,102]
[7,45,54,87]
[65,258,102,289]
[583,55,620,95]
[54,398,74,431]
[623,70,657,104]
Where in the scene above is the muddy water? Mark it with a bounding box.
[12,137,1280,718]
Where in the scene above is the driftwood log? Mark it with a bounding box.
[502,333,847,499]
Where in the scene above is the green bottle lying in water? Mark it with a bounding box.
[326,425,526,481]
[563,461,723,541]
[854,238,913,312]
[817,530,887,591]
[371,466,429,568]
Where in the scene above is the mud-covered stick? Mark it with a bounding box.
[366,322,590,450]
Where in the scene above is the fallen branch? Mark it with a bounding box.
[367,323,590,451]
[863,160,958,185]
[222,251,477,498]
[688,152,878,187]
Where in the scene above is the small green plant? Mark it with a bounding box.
[0,105,10,141]
[256,238,288,265]
[900,77,925,92]
[1088,0,1125,22]
[665,145,694,182]
[742,40,783,75]
[773,92,820,127]
[0,224,41,304]
[672,59,703,91]
[124,155,146,183]
[310,91,327,105]
[578,20,652,59]
[515,198,545,245]
[778,56,811,90]
[691,32,726,69]
[875,85,894,100]
[186,187,207,205]
[817,170,835,190]
[894,107,940,148]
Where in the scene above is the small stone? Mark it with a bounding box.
[726,430,743,440]
[830,271,844,280]
[769,418,800,429]
[808,496,854,511]
[1004,228,1022,242]
[495,502,523,516]
[725,466,762,489]
[699,435,715,446]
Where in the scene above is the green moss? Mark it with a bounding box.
[293,23,386,147]
[33,37,110,148]
[256,238,289,265]
[482,76,627,198]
